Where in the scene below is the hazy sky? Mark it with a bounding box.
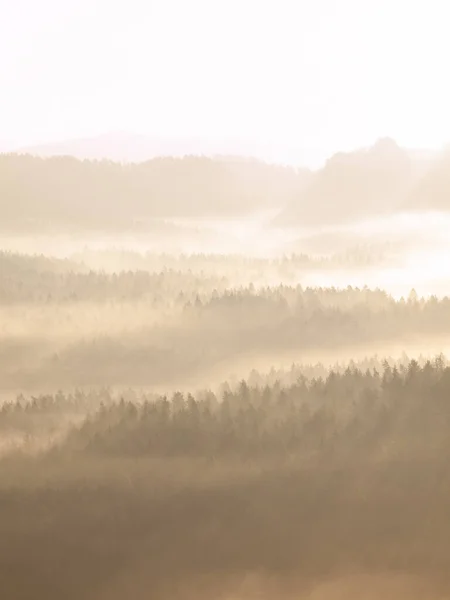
[1,0,449,164]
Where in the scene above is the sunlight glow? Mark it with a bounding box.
[1,0,449,164]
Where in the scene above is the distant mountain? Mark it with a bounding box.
[0,153,311,232]
[18,132,210,163]
[18,132,310,166]
[7,135,446,233]
[273,138,432,228]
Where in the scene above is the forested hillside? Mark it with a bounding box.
[275,138,424,226]
[4,138,450,238]
[2,358,450,599]
[0,154,310,230]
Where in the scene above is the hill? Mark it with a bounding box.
[18,132,223,163]
[274,138,426,227]
[0,153,311,232]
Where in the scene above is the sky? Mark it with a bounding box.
[1,0,449,165]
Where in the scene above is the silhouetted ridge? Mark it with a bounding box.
[274,138,417,227]
[0,153,310,230]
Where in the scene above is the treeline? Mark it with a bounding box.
[178,286,450,354]
[3,283,450,389]
[0,251,83,277]
[65,357,449,460]
[12,356,450,463]
[0,153,309,230]
[0,388,112,432]
[3,356,449,463]
[0,355,415,437]
[0,250,393,305]
[74,246,391,275]
[0,263,227,305]
[0,389,113,452]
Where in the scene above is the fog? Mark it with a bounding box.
[3,139,450,599]
[2,206,450,297]
[4,0,450,590]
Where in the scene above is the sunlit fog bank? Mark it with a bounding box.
[2,209,450,298]
[294,211,450,298]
